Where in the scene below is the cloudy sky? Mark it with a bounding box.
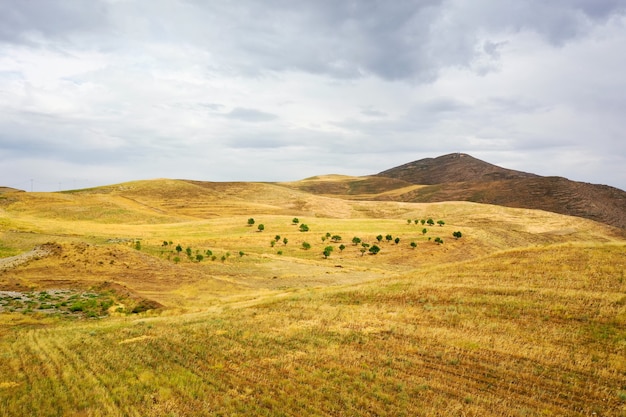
[1,0,625,192]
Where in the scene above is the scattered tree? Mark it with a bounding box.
[277,250,283,255]
[434,237,443,245]
[270,240,276,247]
[427,218,435,226]
[369,245,381,255]
[407,219,412,225]
[385,234,393,243]
[162,241,168,247]
[134,241,141,250]
[376,234,383,243]
[275,235,281,241]
[422,228,428,235]
[325,232,331,238]
[173,256,180,264]
[292,217,299,225]
[359,247,367,256]
[339,244,346,252]
[302,242,311,250]
[175,244,183,254]
[258,224,265,232]
[421,219,426,225]
[437,220,445,227]
[185,247,192,257]
[352,236,361,246]
[247,218,255,226]
[239,251,245,257]
[394,237,400,245]
[283,237,288,245]
[331,235,342,243]
[453,231,462,239]
[323,245,334,259]
[195,254,204,262]
[410,241,417,249]
[299,224,309,232]
[205,249,213,257]
[414,219,419,225]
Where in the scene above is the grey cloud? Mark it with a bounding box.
[0,0,109,44]
[225,108,278,122]
[360,107,388,117]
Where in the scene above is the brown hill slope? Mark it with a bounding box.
[374,153,626,229]
[377,153,538,184]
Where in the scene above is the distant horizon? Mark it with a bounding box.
[6,152,626,194]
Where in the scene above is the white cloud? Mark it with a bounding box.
[0,0,625,191]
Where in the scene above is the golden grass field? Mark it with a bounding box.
[1,178,625,416]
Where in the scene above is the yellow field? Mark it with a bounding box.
[1,179,625,416]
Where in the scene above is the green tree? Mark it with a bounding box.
[331,235,342,243]
[410,241,417,249]
[162,241,168,246]
[352,236,361,245]
[247,218,255,226]
[407,219,412,225]
[185,247,192,257]
[283,237,288,245]
[422,228,427,235]
[369,245,381,255]
[270,240,276,247]
[195,254,204,262]
[359,247,367,256]
[394,237,400,245]
[292,217,299,225]
[275,235,281,241]
[453,231,462,239]
[134,241,141,250]
[302,242,311,250]
[385,234,393,243]
[437,220,445,227]
[434,237,444,245]
[175,244,183,254]
[376,234,383,243]
[239,251,245,257]
[323,245,334,259]
[258,224,265,232]
[427,218,435,226]
[339,244,346,252]
[173,256,180,264]
[414,219,419,225]
[421,219,426,225]
[205,249,213,256]
[299,224,309,232]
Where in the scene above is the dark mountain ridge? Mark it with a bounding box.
[376,153,626,229]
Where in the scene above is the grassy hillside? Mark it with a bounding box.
[1,178,625,416]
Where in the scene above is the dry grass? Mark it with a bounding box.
[0,178,625,416]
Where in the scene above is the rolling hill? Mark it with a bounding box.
[283,153,626,229]
[375,153,626,229]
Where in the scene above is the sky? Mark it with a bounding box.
[1,0,626,192]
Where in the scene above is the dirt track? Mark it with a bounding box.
[0,244,58,271]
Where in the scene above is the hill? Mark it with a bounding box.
[377,152,538,183]
[374,153,626,229]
